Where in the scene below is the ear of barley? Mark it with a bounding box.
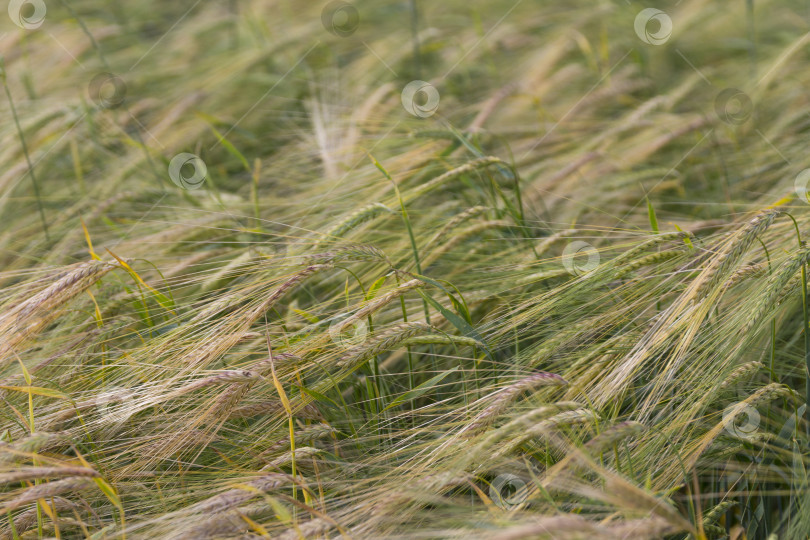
[704,500,738,523]
[180,264,333,371]
[426,205,488,248]
[538,421,646,489]
[401,335,480,347]
[165,502,267,540]
[260,423,335,455]
[0,260,116,370]
[420,220,512,268]
[584,420,646,452]
[469,405,587,467]
[319,202,394,244]
[276,518,333,540]
[613,231,693,264]
[489,515,596,540]
[464,371,567,435]
[744,247,810,333]
[516,268,570,285]
[492,516,682,540]
[719,361,764,390]
[721,262,766,289]
[175,369,263,395]
[605,517,684,540]
[0,497,75,539]
[1,477,95,513]
[521,409,598,440]
[0,431,70,463]
[747,382,797,406]
[336,278,425,332]
[190,473,289,513]
[0,466,99,485]
[477,402,583,447]
[531,228,578,258]
[336,321,433,368]
[407,157,506,200]
[260,446,320,470]
[303,243,390,265]
[601,474,696,534]
[614,249,683,279]
[697,210,778,296]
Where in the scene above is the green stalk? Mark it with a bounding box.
[756,237,776,380]
[802,263,810,436]
[1,58,49,239]
[409,0,421,79]
[371,155,431,324]
[252,158,261,228]
[783,213,809,434]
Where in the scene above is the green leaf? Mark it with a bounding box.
[672,223,694,250]
[291,308,319,324]
[366,275,387,300]
[197,112,251,172]
[0,386,68,399]
[413,274,473,325]
[136,259,177,312]
[383,366,459,411]
[93,477,122,509]
[369,153,393,181]
[646,195,659,233]
[416,289,491,359]
[293,384,340,410]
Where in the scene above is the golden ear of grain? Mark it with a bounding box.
[464,371,567,435]
[336,321,433,368]
[0,261,115,371]
[189,473,290,514]
[408,157,506,200]
[319,202,394,244]
[1,477,95,513]
[0,466,99,485]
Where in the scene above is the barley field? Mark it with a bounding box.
[0,0,809,538]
